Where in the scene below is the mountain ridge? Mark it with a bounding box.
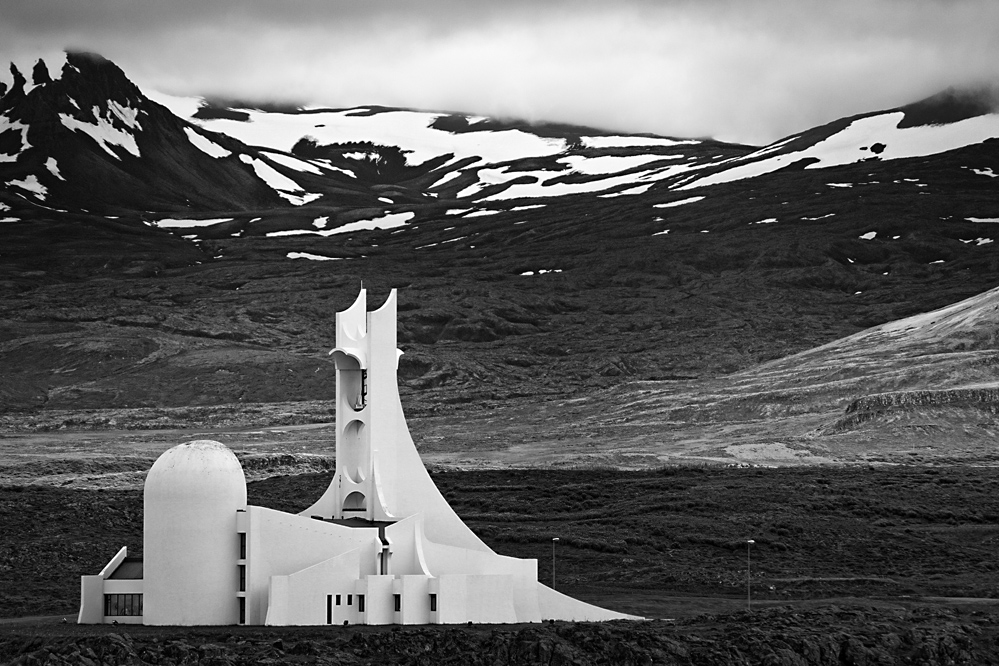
[2,53,999,467]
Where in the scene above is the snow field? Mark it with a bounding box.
[190,106,566,166]
[680,111,999,190]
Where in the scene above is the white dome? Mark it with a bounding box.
[143,440,246,625]
[144,439,246,502]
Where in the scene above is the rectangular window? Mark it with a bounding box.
[430,594,437,612]
[103,594,143,617]
[238,565,246,592]
[335,594,341,606]
[327,595,332,624]
[239,533,246,559]
[347,594,353,606]
[358,594,365,613]
[394,594,401,612]
[239,597,246,625]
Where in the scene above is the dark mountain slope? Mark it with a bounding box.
[1,54,998,466]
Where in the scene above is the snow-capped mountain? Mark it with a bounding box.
[2,51,999,454]
[3,52,998,246]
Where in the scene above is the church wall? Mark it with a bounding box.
[434,574,518,624]
[265,549,362,626]
[397,575,432,625]
[244,505,380,625]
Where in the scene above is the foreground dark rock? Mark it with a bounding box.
[2,605,996,665]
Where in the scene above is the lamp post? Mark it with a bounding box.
[552,537,560,589]
[746,539,755,611]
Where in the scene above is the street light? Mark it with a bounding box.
[746,540,755,611]
[552,537,560,590]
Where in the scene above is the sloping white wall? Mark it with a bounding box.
[244,505,380,625]
[266,549,362,626]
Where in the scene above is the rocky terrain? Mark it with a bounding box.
[4,604,998,666]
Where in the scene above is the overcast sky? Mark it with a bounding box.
[1,0,997,145]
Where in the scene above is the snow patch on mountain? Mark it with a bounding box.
[155,218,234,229]
[0,113,30,162]
[6,175,47,198]
[680,111,999,190]
[263,150,323,175]
[45,158,64,180]
[145,90,203,120]
[184,127,231,158]
[59,105,142,159]
[238,154,320,205]
[654,196,705,208]
[266,211,415,238]
[581,135,699,149]
[559,154,677,175]
[599,183,654,197]
[287,252,343,261]
[482,161,697,202]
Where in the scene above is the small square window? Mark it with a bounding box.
[335,594,341,606]
[347,594,353,606]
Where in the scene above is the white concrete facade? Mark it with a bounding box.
[79,289,638,625]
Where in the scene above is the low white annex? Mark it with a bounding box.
[79,289,638,626]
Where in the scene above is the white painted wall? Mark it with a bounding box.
[244,505,380,625]
[266,549,363,626]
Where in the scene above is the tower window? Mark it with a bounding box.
[430,594,437,612]
[239,597,246,625]
[394,594,401,612]
[358,594,365,613]
[239,533,246,559]
[238,565,246,592]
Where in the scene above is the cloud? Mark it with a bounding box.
[2,0,998,144]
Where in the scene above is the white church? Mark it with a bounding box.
[78,289,637,626]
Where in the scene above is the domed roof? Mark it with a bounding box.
[145,440,246,504]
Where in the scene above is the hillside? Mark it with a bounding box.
[2,53,999,467]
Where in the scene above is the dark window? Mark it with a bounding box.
[358,594,365,613]
[335,594,341,606]
[347,594,352,606]
[238,565,246,592]
[239,597,246,625]
[430,594,437,612]
[103,594,143,617]
[239,533,246,559]
[327,595,332,624]
[394,594,401,612]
